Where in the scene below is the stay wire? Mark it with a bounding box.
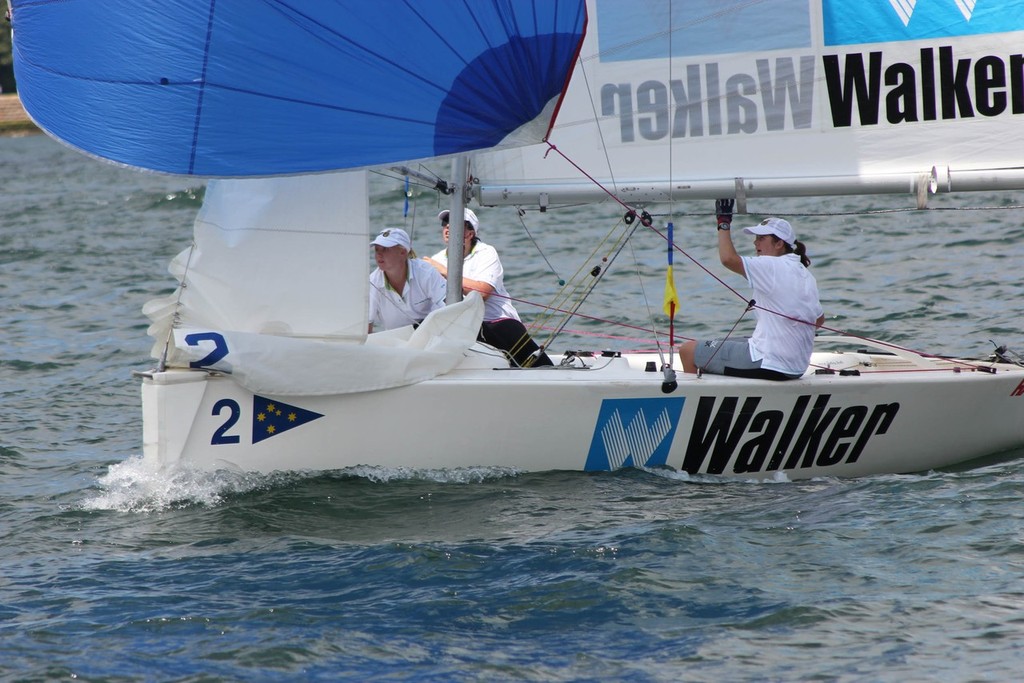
[524,213,637,351]
[157,241,198,373]
[696,300,756,378]
[541,217,644,349]
[571,39,618,196]
[514,207,562,284]
[660,0,676,367]
[629,239,671,370]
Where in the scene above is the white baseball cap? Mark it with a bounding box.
[742,217,796,246]
[370,228,411,250]
[437,207,480,232]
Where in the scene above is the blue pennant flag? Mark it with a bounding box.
[252,396,323,444]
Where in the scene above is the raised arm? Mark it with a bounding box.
[715,198,744,276]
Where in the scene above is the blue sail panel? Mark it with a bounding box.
[10,0,586,176]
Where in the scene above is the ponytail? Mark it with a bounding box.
[791,240,811,268]
[770,233,811,267]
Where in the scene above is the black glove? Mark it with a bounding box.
[715,198,734,230]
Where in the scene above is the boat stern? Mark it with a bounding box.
[140,369,211,471]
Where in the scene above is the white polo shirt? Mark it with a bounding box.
[742,253,823,375]
[430,241,520,322]
[368,258,447,331]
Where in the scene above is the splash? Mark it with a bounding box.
[81,456,525,512]
[81,455,281,513]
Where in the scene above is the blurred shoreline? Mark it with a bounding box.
[0,93,39,135]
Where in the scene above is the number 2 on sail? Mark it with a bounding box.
[184,332,229,369]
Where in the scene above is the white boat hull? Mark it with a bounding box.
[140,346,1024,480]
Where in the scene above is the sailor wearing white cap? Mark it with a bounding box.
[425,209,552,367]
[368,228,447,332]
[680,201,825,380]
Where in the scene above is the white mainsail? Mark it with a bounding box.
[474,0,1024,207]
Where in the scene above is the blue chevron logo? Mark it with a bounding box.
[824,0,1010,45]
[585,398,685,471]
[888,0,976,26]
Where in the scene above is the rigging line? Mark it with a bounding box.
[811,326,996,371]
[542,141,753,337]
[533,324,679,346]
[543,158,1005,369]
[493,283,702,346]
[638,204,1024,342]
[628,204,1024,220]
[542,148,833,361]
[542,143,725,295]
[157,241,199,373]
[662,0,678,363]
[491,285,662,337]
[528,215,636,349]
[650,239,966,368]
[545,142,633,214]
[697,300,756,377]
[645,222,747,301]
[572,38,618,193]
[628,239,669,369]
[672,258,985,370]
[374,164,445,185]
[545,219,644,344]
[740,308,995,372]
[514,207,562,283]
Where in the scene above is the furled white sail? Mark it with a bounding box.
[145,172,372,344]
[144,172,485,395]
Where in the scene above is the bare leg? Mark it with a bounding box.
[679,340,699,374]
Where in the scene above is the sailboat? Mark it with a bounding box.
[9,0,1024,479]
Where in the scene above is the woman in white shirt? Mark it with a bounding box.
[424,209,552,367]
[680,201,824,380]
[368,228,447,332]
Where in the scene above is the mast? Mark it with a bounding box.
[445,156,468,304]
